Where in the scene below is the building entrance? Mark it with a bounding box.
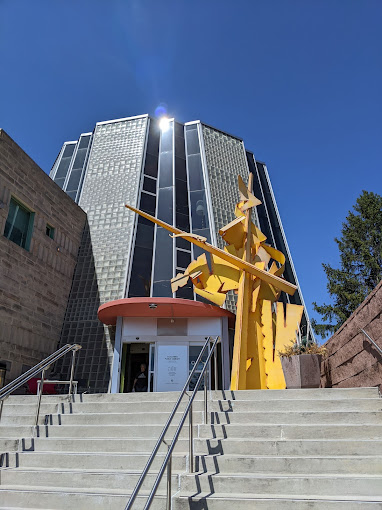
[120,343,150,393]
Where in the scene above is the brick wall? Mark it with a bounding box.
[321,280,382,391]
[0,129,87,385]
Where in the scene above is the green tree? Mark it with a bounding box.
[312,190,382,339]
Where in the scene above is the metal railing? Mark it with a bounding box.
[360,329,382,356]
[0,343,81,426]
[125,335,220,510]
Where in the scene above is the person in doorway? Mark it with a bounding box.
[133,363,148,392]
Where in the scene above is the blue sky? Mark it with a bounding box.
[1,0,381,337]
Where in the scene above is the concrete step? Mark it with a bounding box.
[0,423,199,440]
[3,409,382,427]
[197,423,382,440]
[0,487,165,510]
[173,493,382,509]
[179,472,382,497]
[6,387,379,404]
[19,437,191,454]
[4,422,382,441]
[0,468,180,492]
[3,451,379,476]
[196,454,382,475]
[194,438,382,456]
[2,451,187,471]
[2,398,381,417]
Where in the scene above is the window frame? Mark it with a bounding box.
[3,196,35,251]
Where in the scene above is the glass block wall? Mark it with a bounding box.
[56,116,148,391]
[200,124,252,312]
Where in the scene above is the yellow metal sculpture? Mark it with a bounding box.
[125,174,303,390]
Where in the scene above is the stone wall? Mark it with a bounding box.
[321,280,382,391]
[0,129,86,385]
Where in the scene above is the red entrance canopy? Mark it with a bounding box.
[98,297,235,326]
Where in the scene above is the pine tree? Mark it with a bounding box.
[312,190,382,339]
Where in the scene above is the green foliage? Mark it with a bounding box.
[279,337,327,357]
[312,190,382,339]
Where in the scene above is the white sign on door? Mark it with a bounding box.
[156,344,188,392]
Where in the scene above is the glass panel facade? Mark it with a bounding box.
[53,143,76,189]
[152,120,174,296]
[63,135,92,201]
[128,119,159,298]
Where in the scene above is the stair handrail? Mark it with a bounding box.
[360,329,382,356]
[0,343,82,425]
[125,335,220,510]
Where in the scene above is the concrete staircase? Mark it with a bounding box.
[0,388,381,509]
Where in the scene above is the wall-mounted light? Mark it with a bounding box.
[149,303,157,309]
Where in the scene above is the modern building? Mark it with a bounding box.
[50,114,312,393]
[0,129,86,386]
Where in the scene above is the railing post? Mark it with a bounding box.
[68,349,77,401]
[204,371,208,424]
[189,402,194,473]
[35,368,46,427]
[0,398,4,422]
[214,344,218,390]
[166,447,172,510]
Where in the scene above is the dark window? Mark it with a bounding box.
[176,212,190,231]
[4,197,34,251]
[175,136,186,160]
[185,129,200,155]
[72,148,87,170]
[185,124,197,131]
[140,192,156,215]
[143,176,157,194]
[177,250,191,269]
[135,223,154,250]
[160,126,173,153]
[66,169,82,192]
[175,178,189,215]
[175,157,187,181]
[54,157,71,180]
[157,187,173,224]
[146,124,160,155]
[138,215,155,227]
[46,224,55,239]
[153,280,173,298]
[174,122,184,138]
[190,191,209,230]
[144,153,159,178]
[153,227,173,281]
[128,246,153,297]
[158,152,173,188]
[79,136,91,149]
[176,236,191,250]
[63,144,75,157]
[187,154,204,191]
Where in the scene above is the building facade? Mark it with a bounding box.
[50,114,312,393]
[0,129,86,386]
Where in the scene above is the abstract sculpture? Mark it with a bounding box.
[126,173,303,390]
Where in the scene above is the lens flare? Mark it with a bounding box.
[159,117,170,132]
[155,103,168,118]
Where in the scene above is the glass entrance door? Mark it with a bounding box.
[148,343,155,392]
[189,344,209,391]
